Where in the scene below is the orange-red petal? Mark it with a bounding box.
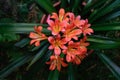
[54,46,61,55]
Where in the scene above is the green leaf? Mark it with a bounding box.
[82,0,106,16]
[15,38,30,48]
[0,23,37,33]
[91,23,120,31]
[0,53,32,78]
[38,50,52,68]
[35,0,56,14]
[48,70,59,80]
[87,36,120,49]
[60,0,69,8]
[27,44,49,69]
[18,3,29,13]
[0,33,20,42]
[0,18,15,23]
[96,8,120,22]
[7,48,23,62]
[71,0,80,12]
[89,0,120,23]
[68,63,75,80]
[24,50,52,79]
[0,23,50,34]
[0,34,2,41]
[96,51,120,79]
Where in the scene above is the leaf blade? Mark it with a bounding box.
[91,23,120,31]
[0,53,32,78]
[48,70,59,80]
[87,36,120,49]
[0,23,50,34]
[35,0,56,14]
[68,63,75,80]
[27,44,49,69]
[89,0,120,23]
[96,51,120,79]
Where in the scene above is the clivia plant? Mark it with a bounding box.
[0,0,120,80]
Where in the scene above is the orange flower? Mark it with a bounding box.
[51,8,65,22]
[47,8,69,35]
[76,37,89,54]
[63,41,80,62]
[63,24,82,41]
[46,55,68,71]
[47,16,66,35]
[28,8,95,71]
[74,16,85,28]
[29,26,47,46]
[82,19,94,36]
[65,13,85,28]
[48,35,67,55]
[72,54,86,65]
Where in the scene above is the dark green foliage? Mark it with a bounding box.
[96,51,120,79]
[0,0,120,80]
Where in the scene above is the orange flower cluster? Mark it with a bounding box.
[29,8,93,71]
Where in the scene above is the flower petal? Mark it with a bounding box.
[37,26,42,30]
[47,27,52,30]
[54,46,61,55]
[59,8,65,18]
[51,13,58,19]
[61,61,68,67]
[52,31,59,35]
[74,56,81,65]
[35,41,40,46]
[57,61,61,71]
[49,45,54,50]
[29,32,39,39]
[48,36,54,44]
[60,45,67,49]
[49,63,56,71]
[66,54,71,62]
[47,16,55,27]
[83,28,94,36]
[30,40,36,45]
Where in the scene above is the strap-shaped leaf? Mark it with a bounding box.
[68,63,75,80]
[38,50,52,68]
[15,38,30,48]
[48,70,59,80]
[0,33,20,42]
[24,50,52,79]
[28,50,52,70]
[89,0,120,23]
[71,0,80,12]
[0,23,37,33]
[0,23,50,34]
[87,36,120,49]
[91,23,120,31]
[96,52,120,79]
[27,44,49,69]
[82,0,106,16]
[0,53,32,78]
[35,0,56,14]
[60,0,69,8]
[96,7,120,22]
